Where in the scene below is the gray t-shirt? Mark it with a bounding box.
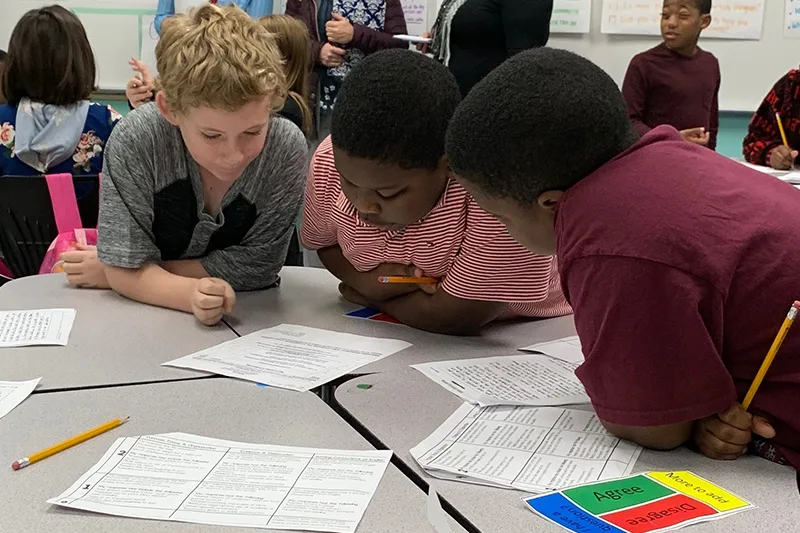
[98,103,307,291]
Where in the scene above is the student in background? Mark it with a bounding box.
[68,5,307,325]
[743,69,800,170]
[301,50,571,335]
[621,0,719,150]
[258,15,313,135]
[0,50,7,105]
[0,6,121,177]
[446,48,800,469]
[154,0,273,34]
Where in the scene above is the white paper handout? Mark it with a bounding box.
[427,488,452,533]
[411,354,588,406]
[0,378,41,419]
[736,160,800,183]
[411,403,642,493]
[49,433,392,533]
[163,324,411,391]
[520,335,584,364]
[0,309,76,347]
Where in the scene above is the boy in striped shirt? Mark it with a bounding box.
[301,50,570,335]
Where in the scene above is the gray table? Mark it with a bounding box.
[335,369,799,533]
[0,274,234,391]
[1,378,466,533]
[228,266,577,374]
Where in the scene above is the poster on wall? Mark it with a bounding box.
[601,0,765,40]
[787,0,800,38]
[551,0,592,33]
[401,0,428,36]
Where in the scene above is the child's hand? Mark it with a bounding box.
[357,263,430,302]
[338,282,373,307]
[679,127,709,146]
[769,145,797,170]
[191,278,236,326]
[125,57,154,108]
[416,31,432,53]
[60,244,110,289]
[692,403,775,460]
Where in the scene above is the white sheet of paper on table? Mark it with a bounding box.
[411,402,642,494]
[427,488,452,533]
[519,335,584,365]
[737,161,800,183]
[0,378,41,419]
[0,309,76,347]
[411,354,588,406]
[48,432,392,533]
[163,324,411,391]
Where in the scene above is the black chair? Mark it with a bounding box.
[0,175,99,278]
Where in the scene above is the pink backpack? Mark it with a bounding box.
[38,173,98,275]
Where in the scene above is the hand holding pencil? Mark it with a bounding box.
[770,113,797,170]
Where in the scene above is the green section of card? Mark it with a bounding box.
[564,475,675,515]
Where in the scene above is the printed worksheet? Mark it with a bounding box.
[411,354,588,406]
[163,324,411,391]
[0,309,76,347]
[49,433,392,533]
[411,403,642,493]
[520,336,584,364]
[0,378,41,419]
[737,161,800,183]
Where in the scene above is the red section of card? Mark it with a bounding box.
[601,494,718,533]
[371,313,401,324]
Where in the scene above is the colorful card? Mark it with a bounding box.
[345,307,402,325]
[524,471,754,533]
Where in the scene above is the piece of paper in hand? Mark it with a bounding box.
[0,309,76,347]
[519,335,584,364]
[0,378,41,419]
[427,487,451,533]
[412,354,588,406]
[163,324,411,391]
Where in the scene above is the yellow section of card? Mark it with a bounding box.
[648,471,750,512]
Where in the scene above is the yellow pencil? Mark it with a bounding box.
[776,112,790,148]
[11,416,129,471]
[742,301,800,410]
[377,276,439,284]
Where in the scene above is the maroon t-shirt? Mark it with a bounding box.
[556,126,800,469]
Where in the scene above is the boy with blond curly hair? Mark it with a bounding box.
[69,4,307,325]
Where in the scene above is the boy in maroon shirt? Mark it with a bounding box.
[743,68,800,170]
[446,48,800,470]
[622,0,720,150]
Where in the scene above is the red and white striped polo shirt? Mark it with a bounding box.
[301,138,572,319]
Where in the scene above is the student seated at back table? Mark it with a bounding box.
[743,68,800,170]
[0,6,120,176]
[92,5,306,326]
[445,48,800,468]
[621,0,719,150]
[301,49,571,336]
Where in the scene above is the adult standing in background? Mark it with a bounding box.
[154,0,273,34]
[286,0,408,139]
[420,0,553,97]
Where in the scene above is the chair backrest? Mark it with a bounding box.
[0,174,100,278]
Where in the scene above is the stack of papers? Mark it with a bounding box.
[0,309,76,347]
[737,161,800,184]
[164,324,411,391]
[519,335,584,364]
[411,403,642,493]
[49,433,392,533]
[0,378,41,419]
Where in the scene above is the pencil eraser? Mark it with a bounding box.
[794,301,800,309]
[11,461,20,471]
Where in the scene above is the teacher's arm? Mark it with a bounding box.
[501,0,553,56]
[240,0,274,18]
[154,0,176,36]
[350,0,409,53]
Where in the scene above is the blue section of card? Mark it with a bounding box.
[524,493,626,533]
[346,307,380,319]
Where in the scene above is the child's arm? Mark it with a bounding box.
[744,71,793,166]
[707,63,720,151]
[348,0,409,53]
[154,0,175,36]
[317,245,420,302]
[621,59,651,136]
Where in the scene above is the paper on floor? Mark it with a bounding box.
[519,335,584,364]
[0,309,76,347]
[411,403,642,493]
[163,324,411,391]
[0,378,41,419]
[411,354,588,406]
[49,433,392,533]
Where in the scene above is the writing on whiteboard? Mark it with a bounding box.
[551,0,592,34]
[400,0,427,36]
[787,0,800,38]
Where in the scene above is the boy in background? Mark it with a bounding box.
[301,50,570,336]
[446,48,800,469]
[622,0,720,149]
[743,69,799,170]
[89,5,306,325]
[0,50,6,104]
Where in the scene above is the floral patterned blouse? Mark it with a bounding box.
[0,102,121,177]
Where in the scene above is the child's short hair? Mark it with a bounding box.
[331,49,461,171]
[446,48,638,205]
[689,0,712,15]
[258,14,312,133]
[2,6,96,106]
[0,49,7,61]
[155,4,287,115]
